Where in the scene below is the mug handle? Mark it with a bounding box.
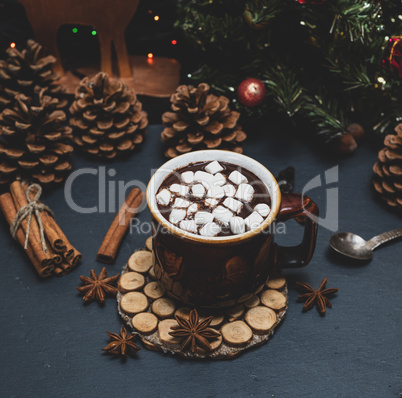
[274,193,319,268]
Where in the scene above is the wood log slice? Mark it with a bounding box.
[260,289,287,311]
[152,298,176,319]
[145,237,153,251]
[143,281,165,300]
[265,273,286,290]
[158,319,182,345]
[221,321,253,347]
[132,312,159,335]
[245,306,277,334]
[120,292,149,315]
[128,251,154,273]
[118,272,145,293]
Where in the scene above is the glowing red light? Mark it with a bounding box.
[171,40,177,45]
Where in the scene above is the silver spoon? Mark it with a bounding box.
[329,229,402,260]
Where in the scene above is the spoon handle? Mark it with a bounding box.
[368,228,402,250]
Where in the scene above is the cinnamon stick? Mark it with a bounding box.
[97,187,144,264]
[0,192,53,278]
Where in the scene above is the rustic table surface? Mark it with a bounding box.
[1,116,401,397]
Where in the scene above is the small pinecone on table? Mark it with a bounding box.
[161,83,247,158]
[372,124,402,210]
[0,39,66,112]
[69,72,148,159]
[0,89,73,185]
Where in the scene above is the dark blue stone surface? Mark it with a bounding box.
[1,122,401,398]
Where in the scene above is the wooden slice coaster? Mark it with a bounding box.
[145,237,153,252]
[120,292,149,315]
[260,289,287,311]
[128,251,154,274]
[245,306,277,334]
[265,273,286,290]
[118,272,145,293]
[117,236,288,359]
[132,312,159,335]
[221,321,253,347]
[152,298,176,319]
[144,281,165,300]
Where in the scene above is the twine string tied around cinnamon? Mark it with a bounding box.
[10,183,54,253]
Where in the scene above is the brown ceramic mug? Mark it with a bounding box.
[147,150,318,308]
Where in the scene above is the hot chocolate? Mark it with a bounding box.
[155,160,271,237]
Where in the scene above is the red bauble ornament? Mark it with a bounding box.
[237,78,266,107]
[383,36,402,78]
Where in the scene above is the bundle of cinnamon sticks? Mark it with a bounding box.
[0,181,81,278]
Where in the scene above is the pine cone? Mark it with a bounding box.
[161,83,247,158]
[69,72,148,159]
[0,88,73,185]
[372,124,402,209]
[0,39,66,112]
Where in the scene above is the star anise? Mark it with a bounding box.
[296,277,339,314]
[169,308,221,353]
[76,267,120,304]
[102,324,140,357]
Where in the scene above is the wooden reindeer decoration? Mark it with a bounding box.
[18,0,140,77]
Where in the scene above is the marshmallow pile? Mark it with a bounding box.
[156,161,271,237]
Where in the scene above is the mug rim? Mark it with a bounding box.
[146,150,281,244]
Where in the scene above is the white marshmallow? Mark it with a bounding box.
[156,189,172,206]
[254,203,270,217]
[245,211,264,230]
[213,205,233,226]
[181,171,194,184]
[205,161,224,175]
[213,172,226,187]
[169,209,186,224]
[205,197,219,207]
[170,184,189,196]
[195,211,214,225]
[207,185,225,199]
[223,197,243,214]
[172,198,191,208]
[191,184,206,199]
[187,203,199,216]
[194,170,215,189]
[222,184,236,197]
[179,219,197,233]
[235,183,254,202]
[229,170,248,185]
[230,216,245,235]
[199,222,221,237]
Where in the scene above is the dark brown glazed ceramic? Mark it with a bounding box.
[147,150,319,308]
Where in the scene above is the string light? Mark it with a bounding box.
[10,42,16,48]
[147,53,154,59]
[154,15,160,21]
[91,30,97,36]
[171,40,177,45]
[72,27,78,33]
[377,77,386,84]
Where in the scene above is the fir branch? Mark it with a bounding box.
[263,67,306,118]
